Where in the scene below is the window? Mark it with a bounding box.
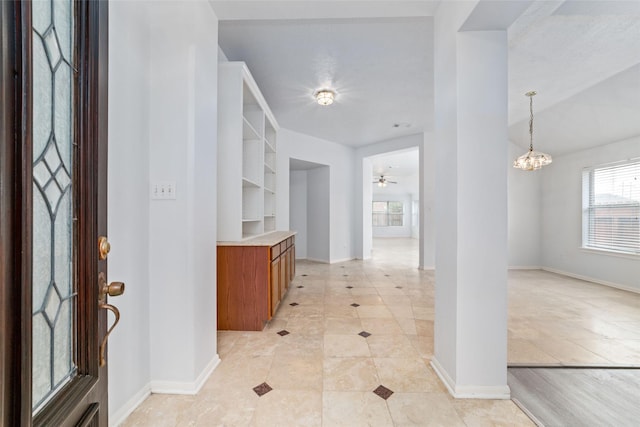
[582,160,640,255]
[373,201,404,227]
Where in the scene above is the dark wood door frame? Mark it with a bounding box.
[0,1,110,425]
[1,1,30,424]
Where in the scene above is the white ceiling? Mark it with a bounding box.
[290,158,327,170]
[370,148,419,195]
[214,0,640,157]
[218,17,433,146]
[370,148,419,177]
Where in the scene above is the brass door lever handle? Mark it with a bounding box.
[99,303,120,367]
[98,272,125,366]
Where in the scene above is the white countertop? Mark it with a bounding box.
[217,230,296,247]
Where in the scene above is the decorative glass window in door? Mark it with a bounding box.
[31,0,76,412]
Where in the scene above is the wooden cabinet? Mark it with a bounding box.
[217,62,279,241]
[270,257,280,315]
[217,233,295,330]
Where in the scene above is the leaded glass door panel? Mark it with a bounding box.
[31,0,76,412]
[0,1,111,425]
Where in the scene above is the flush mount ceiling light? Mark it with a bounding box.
[315,89,335,106]
[513,91,552,171]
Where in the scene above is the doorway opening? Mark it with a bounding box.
[289,158,330,263]
[363,148,420,268]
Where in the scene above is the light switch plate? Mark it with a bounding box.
[151,182,176,200]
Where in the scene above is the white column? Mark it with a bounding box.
[432,6,509,398]
[419,132,436,269]
[147,0,219,392]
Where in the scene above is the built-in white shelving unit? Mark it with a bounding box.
[218,62,279,241]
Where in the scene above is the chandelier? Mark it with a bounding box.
[315,89,335,106]
[513,91,552,171]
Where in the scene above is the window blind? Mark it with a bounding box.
[583,160,640,254]
[372,201,404,227]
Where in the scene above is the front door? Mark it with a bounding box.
[0,1,115,425]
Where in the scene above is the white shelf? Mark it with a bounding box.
[243,117,261,141]
[242,177,260,188]
[264,162,275,174]
[218,62,279,242]
[265,138,276,153]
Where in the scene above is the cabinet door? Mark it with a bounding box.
[270,258,281,317]
[292,245,296,279]
[288,247,294,282]
[279,253,287,299]
[285,248,292,285]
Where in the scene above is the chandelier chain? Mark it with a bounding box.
[529,94,534,151]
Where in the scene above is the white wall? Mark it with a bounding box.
[541,135,640,292]
[420,132,436,269]
[362,158,373,258]
[411,195,419,239]
[109,2,219,423]
[307,166,331,262]
[147,0,219,389]
[372,193,413,238]
[108,1,151,420]
[276,128,355,263]
[508,140,542,268]
[289,170,308,259]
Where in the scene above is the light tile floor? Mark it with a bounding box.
[122,238,639,426]
[508,269,640,366]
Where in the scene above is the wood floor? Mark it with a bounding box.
[509,367,640,427]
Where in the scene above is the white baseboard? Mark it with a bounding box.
[110,384,151,427]
[109,355,220,426]
[430,357,456,396]
[330,257,356,264]
[508,266,541,270]
[305,257,330,264]
[419,265,434,271]
[150,354,220,395]
[430,358,511,400]
[542,267,640,294]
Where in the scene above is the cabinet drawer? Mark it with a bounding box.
[271,244,281,260]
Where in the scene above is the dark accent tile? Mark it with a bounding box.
[341,266,345,268]
[350,303,360,307]
[373,385,393,400]
[297,286,304,289]
[302,274,308,277]
[253,382,273,397]
[346,286,353,289]
[277,330,290,336]
[343,274,349,277]
[358,331,371,338]
[384,274,390,277]
[395,286,403,289]
[290,302,299,306]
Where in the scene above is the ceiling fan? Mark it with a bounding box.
[373,175,397,187]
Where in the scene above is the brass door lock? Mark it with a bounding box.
[98,236,111,260]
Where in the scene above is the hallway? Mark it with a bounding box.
[122,238,639,425]
[122,239,532,426]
